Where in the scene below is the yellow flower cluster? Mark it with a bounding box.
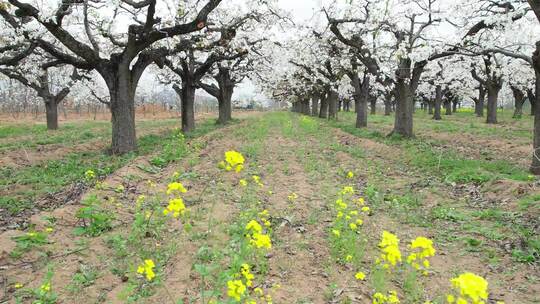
[447,273,489,304]
[220,150,245,172]
[137,259,156,281]
[84,169,96,180]
[166,182,187,195]
[376,231,402,269]
[226,263,258,301]
[340,186,354,195]
[239,175,264,188]
[373,290,400,304]
[252,175,264,187]
[163,182,188,219]
[347,171,354,179]
[287,192,298,202]
[407,236,436,274]
[227,279,246,301]
[163,198,186,218]
[246,219,272,249]
[40,282,51,293]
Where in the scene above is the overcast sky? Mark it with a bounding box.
[229,0,321,102]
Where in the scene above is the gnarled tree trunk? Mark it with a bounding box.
[511,86,526,118]
[393,80,414,137]
[172,81,197,133]
[486,83,501,124]
[475,86,486,117]
[44,98,59,130]
[352,73,369,128]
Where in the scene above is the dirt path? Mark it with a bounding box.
[1,112,538,303]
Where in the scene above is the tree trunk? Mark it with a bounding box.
[444,100,452,115]
[214,67,235,124]
[369,96,376,115]
[356,95,368,128]
[44,99,59,130]
[384,95,392,116]
[452,100,458,113]
[475,86,485,117]
[530,40,540,174]
[217,88,233,124]
[302,98,311,115]
[428,101,434,115]
[486,84,500,124]
[109,83,137,154]
[319,93,328,118]
[328,90,338,119]
[181,83,196,132]
[512,86,525,118]
[528,89,537,116]
[353,75,369,128]
[338,99,342,112]
[392,81,414,137]
[433,85,442,120]
[311,94,319,116]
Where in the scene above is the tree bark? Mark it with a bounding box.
[217,88,233,124]
[511,86,525,118]
[352,74,369,128]
[530,40,540,174]
[328,89,338,119]
[369,96,377,115]
[393,81,414,137]
[108,79,137,154]
[486,84,501,124]
[301,98,311,115]
[444,100,452,115]
[45,98,59,130]
[311,93,319,116]
[384,94,392,116]
[181,83,196,132]
[319,93,329,118]
[433,85,442,120]
[452,100,458,113]
[528,88,537,116]
[344,100,351,112]
[475,86,486,117]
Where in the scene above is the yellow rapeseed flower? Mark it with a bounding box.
[40,282,50,293]
[355,272,366,280]
[239,179,248,187]
[224,150,245,172]
[347,171,354,178]
[288,192,299,202]
[448,272,489,304]
[137,259,156,281]
[227,279,246,301]
[84,170,96,180]
[378,231,402,267]
[252,175,264,187]
[340,186,354,195]
[246,220,262,234]
[163,198,186,218]
[250,232,272,249]
[166,182,187,195]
